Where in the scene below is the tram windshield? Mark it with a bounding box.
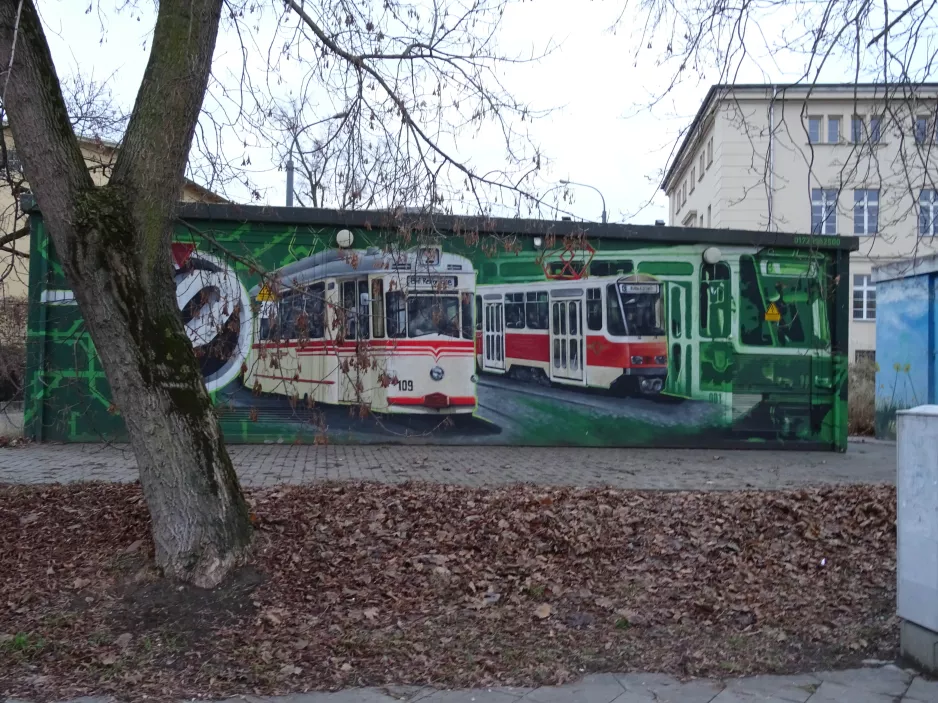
[617,282,665,337]
[407,294,461,338]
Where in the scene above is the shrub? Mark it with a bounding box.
[848,358,876,436]
[0,297,27,403]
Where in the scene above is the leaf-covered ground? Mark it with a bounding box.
[0,482,897,702]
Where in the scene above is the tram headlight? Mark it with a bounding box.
[631,355,644,365]
[430,365,445,381]
[655,355,667,364]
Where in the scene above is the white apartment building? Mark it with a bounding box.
[662,83,938,361]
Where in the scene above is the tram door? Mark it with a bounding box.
[550,297,585,383]
[665,281,694,398]
[482,296,505,372]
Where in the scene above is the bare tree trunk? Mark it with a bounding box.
[0,0,252,587]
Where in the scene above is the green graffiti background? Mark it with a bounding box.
[24,215,850,450]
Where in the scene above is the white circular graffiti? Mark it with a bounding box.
[173,250,253,393]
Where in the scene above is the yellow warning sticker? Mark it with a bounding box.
[256,284,276,302]
[765,302,781,322]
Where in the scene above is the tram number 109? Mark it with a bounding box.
[398,380,414,391]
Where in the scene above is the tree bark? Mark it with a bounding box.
[0,0,253,587]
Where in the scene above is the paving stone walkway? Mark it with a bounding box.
[7,665,937,703]
[0,439,895,490]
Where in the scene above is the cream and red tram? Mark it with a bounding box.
[245,246,476,413]
[475,272,668,395]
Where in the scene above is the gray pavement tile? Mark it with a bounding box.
[415,690,529,703]
[614,674,723,703]
[804,681,896,702]
[723,674,821,702]
[906,677,938,702]
[815,666,912,697]
[521,674,625,703]
[709,693,794,703]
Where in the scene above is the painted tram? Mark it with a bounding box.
[475,271,669,395]
[244,246,477,414]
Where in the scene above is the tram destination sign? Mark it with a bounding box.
[619,282,660,295]
[407,274,458,290]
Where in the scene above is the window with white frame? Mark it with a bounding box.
[916,116,930,144]
[698,152,705,179]
[811,188,838,234]
[690,167,696,193]
[920,190,938,236]
[828,116,841,143]
[853,274,875,320]
[808,116,822,144]
[853,189,879,235]
[870,116,882,144]
[707,204,711,227]
[707,137,713,166]
[850,116,864,143]
[682,181,687,205]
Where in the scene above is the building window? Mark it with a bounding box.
[828,116,841,143]
[853,274,876,321]
[674,194,679,215]
[698,152,705,179]
[851,116,864,143]
[853,189,879,235]
[681,182,687,205]
[855,350,876,364]
[920,190,938,236]
[690,167,696,193]
[707,137,713,166]
[808,116,822,144]
[811,188,838,234]
[869,116,882,144]
[707,204,711,227]
[915,116,929,144]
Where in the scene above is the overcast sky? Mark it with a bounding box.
[37,0,811,225]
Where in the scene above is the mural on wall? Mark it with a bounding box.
[24,213,850,450]
[874,273,936,439]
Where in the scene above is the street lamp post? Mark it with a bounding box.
[284,112,348,207]
[559,179,607,224]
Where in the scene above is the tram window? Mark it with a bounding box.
[669,287,682,339]
[298,283,326,340]
[525,291,549,329]
[621,289,664,337]
[408,295,460,338]
[590,260,634,277]
[505,292,525,329]
[386,291,407,338]
[586,288,602,331]
[605,284,626,336]
[461,293,473,340]
[278,292,307,340]
[341,281,357,339]
[358,280,370,339]
[475,295,482,332]
[260,304,278,341]
[371,279,385,338]
[699,262,731,339]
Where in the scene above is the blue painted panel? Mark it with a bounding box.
[876,275,933,438]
